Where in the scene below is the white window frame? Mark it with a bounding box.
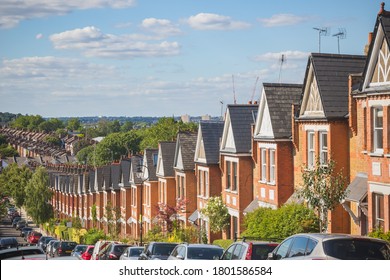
[261,149,267,182]
[204,171,209,198]
[373,107,383,153]
[269,149,275,184]
[319,131,328,166]
[307,131,315,168]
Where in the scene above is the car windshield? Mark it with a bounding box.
[187,247,223,260]
[129,248,143,257]
[323,239,390,260]
[251,244,278,260]
[152,244,177,256]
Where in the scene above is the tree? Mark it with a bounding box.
[243,203,319,241]
[25,166,54,225]
[67,118,81,132]
[299,158,348,232]
[200,196,230,233]
[0,163,31,207]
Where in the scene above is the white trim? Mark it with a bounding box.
[369,182,390,195]
[258,143,277,149]
[175,171,185,177]
[227,207,239,217]
[197,166,209,172]
[304,124,329,132]
[224,156,239,163]
[368,99,390,107]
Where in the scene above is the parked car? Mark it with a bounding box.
[91,240,119,260]
[220,239,279,260]
[71,244,88,258]
[47,240,61,257]
[15,220,27,230]
[11,216,22,227]
[38,236,56,251]
[0,237,19,250]
[27,231,43,245]
[120,246,144,260]
[100,244,130,260]
[0,246,46,260]
[168,243,223,260]
[45,239,58,255]
[80,245,95,260]
[138,242,178,260]
[20,227,33,238]
[24,230,34,242]
[54,241,78,257]
[267,233,390,260]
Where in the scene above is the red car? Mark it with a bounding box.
[27,231,43,245]
[80,245,95,260]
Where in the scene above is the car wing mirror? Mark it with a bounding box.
[267,252,275,260]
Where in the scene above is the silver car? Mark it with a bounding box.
[120,246,144,260]
[268,233,390,260]
[168,243,223,260]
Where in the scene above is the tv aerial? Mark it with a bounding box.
[333,28,347,54]
[278,54,286,83]
[313,27,330,53]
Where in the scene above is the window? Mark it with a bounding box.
[288,237,308,258]
[275,237,293,260]
[232,162,237,191]
[373,107,383,152]
[269,149,275,183]
[198,170,203,196]
[261,149,267,181]
[226,162,231,190]
[373,193,384,229]
[307,131,315,168]
[204,171,209,198]
[319,132,328,165]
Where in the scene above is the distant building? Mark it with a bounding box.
[181,114,190,123]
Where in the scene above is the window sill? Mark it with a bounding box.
[369,152,384,157]
[385,154,390,158]
[267,182,276,186]
[225,189,238,194]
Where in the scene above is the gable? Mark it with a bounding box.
[175,147,184,169]
[225,122,236,150]
[156,152,164,176]
[194,127,206,162]
[254,92,274,138]
[300,64,325,118]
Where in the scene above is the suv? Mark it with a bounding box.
[138,242,178,260]
[168,243,223,260]
[54,241,78,257]
[267,233,390,260]
[220,239,279,260]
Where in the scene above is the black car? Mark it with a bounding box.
[101,244,130,260]
[138,242,178,260]
[20,227,33,238]
[0,237,19,250]
[54,241,78,257]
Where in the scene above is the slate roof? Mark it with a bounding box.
[258,83,302,140]
[111,163,121,190]
[197,121,224,164]
[119,159,131,188]
[175,132,197,171]
[221,104,258,154]
[300,53,366,119]
[158,142,176,177]
[144,149,158,181]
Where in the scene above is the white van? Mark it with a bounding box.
[91,240,119,260]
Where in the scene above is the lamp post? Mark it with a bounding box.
[134,156,149,246]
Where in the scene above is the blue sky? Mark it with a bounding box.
[0,0,382,118]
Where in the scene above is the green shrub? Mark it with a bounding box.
[368,228,390,242]
[83,228,107,245]
[213,239,234,249]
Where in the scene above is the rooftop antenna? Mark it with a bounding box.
[313,27,330,53]
[250,76,259,104]
[220,100,224,119]
[333,28,347,54]
[278,54,286,83]
[232,75,237,104]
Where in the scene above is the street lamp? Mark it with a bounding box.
[134,156,149,246]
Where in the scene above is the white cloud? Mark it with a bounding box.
[258,14,310,27]
[0,0,137,29]
[49,26,181,58]
[141,18,182,37]
[186,13,251,30]
[253,51,309,62]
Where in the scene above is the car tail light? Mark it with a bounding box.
[58,248,62,254]
[109,253,118,259]
[245,243,253,260]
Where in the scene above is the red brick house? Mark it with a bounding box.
[292,53,366,233]
[193,120,224,242]
[252,83,302,210]
[345,3,390,234]
[173,132,198,228]
[220,104,258,239]
[118,159,132,237]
